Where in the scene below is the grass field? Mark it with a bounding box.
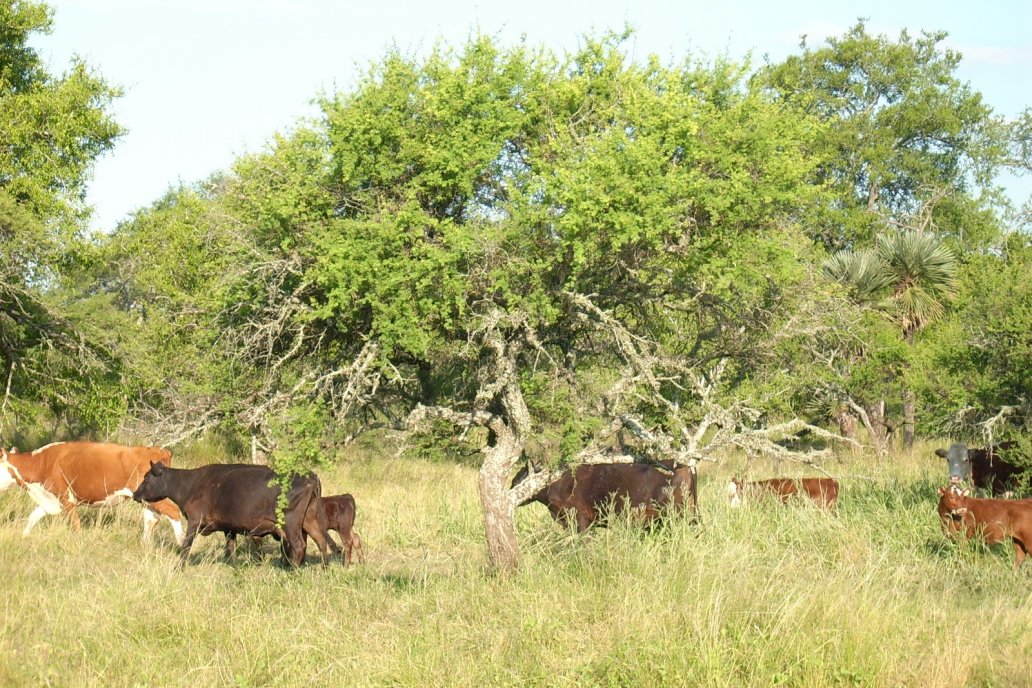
[1,441,1031,687]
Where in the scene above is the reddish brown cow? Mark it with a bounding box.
[323,494,365,565]
[0,442,184,542]
[727,477,839,510]
[937,487,1032,569]
[512,461,698,532]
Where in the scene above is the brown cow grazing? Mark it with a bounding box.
[726,477,839,510]
[132,462,333,569]
[512,460,698,532]
[937,486,1032,570]
[0,442,184,542]
[322,494,365,565]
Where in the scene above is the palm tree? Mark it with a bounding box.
[824,230,957,451]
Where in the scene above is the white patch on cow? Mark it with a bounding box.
[166,516,186,546]
[30,442,65,455]
[23,506,53,536]
[0,460,17,491]
[727,480,742,508]
[23,481,63,515]
[142,508,158,542]
[97,487,134,507]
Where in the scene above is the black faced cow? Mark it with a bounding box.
[935,441,1026,496]
[512,460,698,532]
[132,462,333,568]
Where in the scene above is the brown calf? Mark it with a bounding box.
[727,477,839,510]
[936,487,1032,570]
[323,494,365,565]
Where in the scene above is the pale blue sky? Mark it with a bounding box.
[32,0,1032,232]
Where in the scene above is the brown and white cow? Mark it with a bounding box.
[727,477,839,510]
[0,442,184,543]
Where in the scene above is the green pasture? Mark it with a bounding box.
[1,444,1030,687]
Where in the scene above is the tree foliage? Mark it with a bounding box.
[756,20,1007,250]
[0,0,123,441]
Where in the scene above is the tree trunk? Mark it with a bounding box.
[250,431,268,465]
[833,408,859,454]
[866,399,888,455]
[478,432,521,572]
[902,387,916,452]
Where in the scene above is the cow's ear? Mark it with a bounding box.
[934,449,947,458]
[937,487,945,496]
[962,488,971,497]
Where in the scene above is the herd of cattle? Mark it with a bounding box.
[0,439,1029,569]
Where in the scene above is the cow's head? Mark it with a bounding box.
[937,485,971,520]
[132,461,171,503]
[726,478,744,508]
[935,443,971,486]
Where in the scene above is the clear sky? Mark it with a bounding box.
[31,0,1032,232]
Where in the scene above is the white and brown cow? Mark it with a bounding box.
[0,442,184,543]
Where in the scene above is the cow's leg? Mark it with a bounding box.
[1013,540,1027,570]
[303,512,332,566]
[142,507,159,543]
[576,508,594,533]
[225,533,237,562]
[62,501,82,531]
[166,516,186,546]
[350,530,365,564]
[22,505,52,536]
[177,522,199,569]
[326,529,343,557]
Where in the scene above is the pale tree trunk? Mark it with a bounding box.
[478,426,521,572]
[902,387,916,452]
[476,328,532,572]
[866,400,887,449]
[250,430,269,465]
[833,408,860,455]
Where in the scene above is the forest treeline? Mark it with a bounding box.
[2,3,1031,564]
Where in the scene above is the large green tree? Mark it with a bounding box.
[757,21,1008,251]
[102,34,841,569]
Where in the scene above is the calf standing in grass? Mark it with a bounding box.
[322,494,364,565]
[936,487,1032,570]
[727,477,839,510]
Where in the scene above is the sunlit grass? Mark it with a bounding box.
[1,441,1031,686]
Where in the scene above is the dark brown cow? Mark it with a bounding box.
[132,462,333,568]
[726,477,839,510]
[512,461,698,532]
[0,442,184,542]
[935,441,1025,495]
[937,486,1032,569]
[323,494,364,565]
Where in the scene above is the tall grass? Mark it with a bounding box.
[1,443,1030,687]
